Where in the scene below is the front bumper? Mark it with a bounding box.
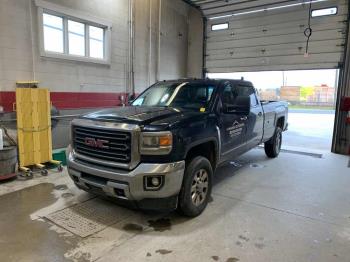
[66,146,185,210]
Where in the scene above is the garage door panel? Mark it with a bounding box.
[208,5,347,31]
[207,52,342,68]
[190,0,349,72]
[209,63,340,73]
[207,42,344,61]
[208,24,346,43]
[207,39,344,55]
[208,15,347,39]
[202,0,301,17]
[209,17,347,38]
[207,29,344,50]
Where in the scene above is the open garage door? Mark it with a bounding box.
[188,0,348,73]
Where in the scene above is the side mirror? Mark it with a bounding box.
[128,93,136,105]
[223,96,250,115]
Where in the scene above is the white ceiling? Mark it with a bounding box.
[186,0,315,19]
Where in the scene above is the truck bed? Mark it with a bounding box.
[261,100,288,139]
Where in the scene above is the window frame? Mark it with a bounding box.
[67,19,86,57]
[311,6,338,18]
[35,0,112,65]
[211,23,229,31]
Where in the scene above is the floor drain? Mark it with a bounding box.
[45,198,133,237]
[250,163,265,168]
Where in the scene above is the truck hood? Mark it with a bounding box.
[82,106,186,126]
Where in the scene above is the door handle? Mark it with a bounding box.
[258,112,263,117]
[240,116,248,121]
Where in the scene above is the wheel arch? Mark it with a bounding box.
[184,138,219,170]
[276,116,285,129]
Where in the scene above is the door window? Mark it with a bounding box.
[221,83,236,105]
[221,83,257,106]
[236,85,258,107]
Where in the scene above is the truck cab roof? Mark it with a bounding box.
[159,78,254,88]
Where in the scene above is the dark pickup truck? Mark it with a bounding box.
[67,79,288,217]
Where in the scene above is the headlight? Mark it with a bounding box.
[140,131,172,155]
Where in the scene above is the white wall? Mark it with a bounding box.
[0,0,203,95]
[0,0,204,148]
[134,0,159,92]
[133,0,203,92]
[187,7,203,78]
[158,0,189,81]
[1,0,129,93]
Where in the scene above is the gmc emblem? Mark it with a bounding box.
[84,137,109,149]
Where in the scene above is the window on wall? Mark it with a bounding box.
[36,0,111,64]
[68,20,85,56]
[43,13,64,53]
[89,26,104,59]
[42,13,106,60]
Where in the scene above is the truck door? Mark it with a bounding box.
[237,85,264,149]
[218,82,247,161]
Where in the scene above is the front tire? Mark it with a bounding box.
[178,156,213,217]
[264,127,282,158]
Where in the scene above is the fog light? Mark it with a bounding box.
[145,176,164,190]
[151,177,160,186]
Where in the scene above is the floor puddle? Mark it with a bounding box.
[147,218,172,232]
[0,183,79,261]
[122,223,144,232]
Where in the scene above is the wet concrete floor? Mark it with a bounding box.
[0,149,349,261]
[0,183,78,262]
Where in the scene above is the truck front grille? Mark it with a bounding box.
[73,126,132,164]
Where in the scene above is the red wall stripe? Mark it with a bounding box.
[0,91,127,112]
[0,92,16,112]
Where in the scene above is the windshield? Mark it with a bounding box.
[132,82,216,110]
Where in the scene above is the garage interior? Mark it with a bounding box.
[0,0,350,261]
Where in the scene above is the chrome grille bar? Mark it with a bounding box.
[71,119,140,170]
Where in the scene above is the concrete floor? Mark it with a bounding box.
[0,148,349,262]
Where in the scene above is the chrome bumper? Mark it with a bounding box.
[66,145,185,201]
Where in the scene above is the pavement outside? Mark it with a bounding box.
[283,109,335,151]
[0,148,349,262]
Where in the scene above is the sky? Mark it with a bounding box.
[208,69,338,90]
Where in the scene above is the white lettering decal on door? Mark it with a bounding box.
[226,121,245,138]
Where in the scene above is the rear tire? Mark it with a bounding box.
[178,156,213,217]
[264,127,282,158]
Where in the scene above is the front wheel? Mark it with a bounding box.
[264,127,282,158]
[178,156,213,217]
